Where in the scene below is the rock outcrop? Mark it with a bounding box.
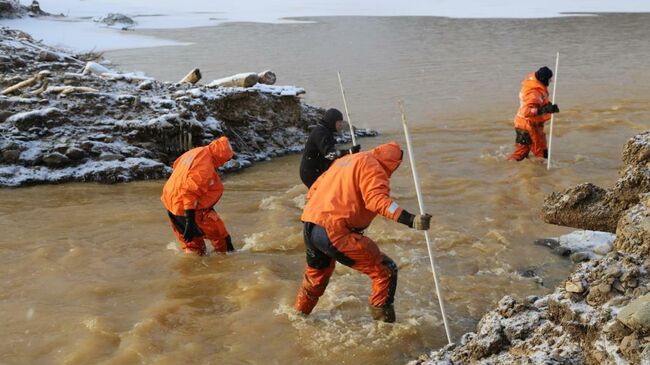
[542,131,650,233]
[411,130,650,365]
[0,28,375,186]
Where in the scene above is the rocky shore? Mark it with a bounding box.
[411,131,650,364]
[0,27,375,187]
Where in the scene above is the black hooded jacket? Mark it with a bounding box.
[299,109,342,188]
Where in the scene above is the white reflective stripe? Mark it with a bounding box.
[388,202,399,214]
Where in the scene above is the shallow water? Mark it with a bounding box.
[2,14,649,365]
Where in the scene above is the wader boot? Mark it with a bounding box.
[369,304,396,323]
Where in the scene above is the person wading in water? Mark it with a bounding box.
[508,66,560,161]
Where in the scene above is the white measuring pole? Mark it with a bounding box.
[547,52,560,170]
[399,100,452,345]
[337,71,357,146]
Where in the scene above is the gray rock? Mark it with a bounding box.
[137,80,153,90]
[65,147,85,161]
[2,149,21,163]
[6,108,65,131]
[99,152,124,161]
[94,13,136,27]
[467,312,507,359]
[570,251,593,263]
[42,152,70,167]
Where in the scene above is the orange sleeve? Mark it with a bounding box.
[358,159,403,221]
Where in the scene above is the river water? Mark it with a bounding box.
[2,14,649,365]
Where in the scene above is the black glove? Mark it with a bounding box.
[182,210,204,242]
[336,144,361,158]
[537,104,560,115]
[412,214,432,231]
[397,210,432,230]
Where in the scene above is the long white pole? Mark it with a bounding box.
[399,100,452,345]
[547,52,560,170]
[337,71,357,146]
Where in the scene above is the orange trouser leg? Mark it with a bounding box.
[529,125,548,158]
[335,233,398,307]
[294,260,336,314]
[508,143,530,161]
[169,219,207,255]
[196,209,231,253]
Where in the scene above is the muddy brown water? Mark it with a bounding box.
[2,14,650,365]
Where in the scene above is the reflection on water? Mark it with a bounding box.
[1,14,649,365]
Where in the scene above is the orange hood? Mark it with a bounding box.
[208,136,234,166]
[370,141,402,177]
[521,72,548,95]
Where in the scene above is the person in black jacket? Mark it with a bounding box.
[299,108,360,188]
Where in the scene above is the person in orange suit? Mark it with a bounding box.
[161,136,235,255]
[293,141,432,322]
[508,66,560,161]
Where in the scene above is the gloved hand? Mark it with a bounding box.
[412,213,432,231]
[349,144,361,154]
[182,209,204,242]
[537,104,560,115]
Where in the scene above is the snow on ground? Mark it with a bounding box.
[559,230,617,258]
[4,0,650,52]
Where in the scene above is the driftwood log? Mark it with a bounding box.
[207,70,277,88]
[47,86,98,95]
[257,70,276,85]
[208,72,259,88]
[1,70,50,95]
[179,68,202,84]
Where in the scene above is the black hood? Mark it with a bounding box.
[320,108,343,133]
[535,66,553,87]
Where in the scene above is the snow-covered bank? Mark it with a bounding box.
[0,27,376,187]
[411,131,650,364]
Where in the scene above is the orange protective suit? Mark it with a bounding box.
[161,137,234,255]
[508,72,552,161]
[294,141,405,316]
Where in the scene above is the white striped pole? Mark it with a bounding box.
[547,52,560,170]
[399,100,452,345]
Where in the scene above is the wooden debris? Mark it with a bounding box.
[258,70,276,85]
[208,72,259,88]
[179,68,202,85]
[47,86,98,95]
[1,70,49,95]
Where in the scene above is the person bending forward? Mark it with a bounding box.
[294,141,431,322]
[161,136,235,255]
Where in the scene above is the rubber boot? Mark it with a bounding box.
[369,304,396,323]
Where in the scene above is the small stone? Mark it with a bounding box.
[99,153,124,161]
[137,81,152,90]
[2,149,21,163]
[65,147,85,161]
[626,279,639,289]
[613,280,626,293]
[620,334,640,358]
[618,293,650,332]
[571,251,594,263]
[606,265,623,278]
[566,280,585,293]
[598,282,612,294]
[42,152,70,168]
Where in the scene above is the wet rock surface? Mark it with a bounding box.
[410,130,650,365]
[0,28,376,187]
[542,131,650,233]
